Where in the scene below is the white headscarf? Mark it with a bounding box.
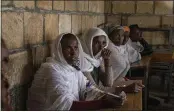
[106,26,130,81]
[106,25,141,81]
[50,33,94,72]
[81,27,109,68]
[127,38,144,52]
[27,33,92,111]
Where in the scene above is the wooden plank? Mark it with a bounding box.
[134,91,142,110]
[102,80,142,110]
[117,93,135,110]
[101,92,142,111]
[131,56,151,68]
[151,52,174,63]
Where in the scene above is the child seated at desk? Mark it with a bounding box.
[81,27,114,87]
[128,24,153,56]
[126,24,153,77]
[81,27,144,93]
[27,33,126,111]
[106,25,141,82]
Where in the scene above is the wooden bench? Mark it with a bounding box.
[129,56,151,110]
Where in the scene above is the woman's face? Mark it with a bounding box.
[130,28,141,41]
[92,35,107,56]
[61,35,79,65]
[109,29,124,46]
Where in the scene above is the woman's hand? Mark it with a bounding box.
[123,81,144,93]
[104,91,127,107]
[101,48,112,67]
[101,48,111,60]
[115,80,145,93]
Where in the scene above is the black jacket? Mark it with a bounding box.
[139,38,153,56]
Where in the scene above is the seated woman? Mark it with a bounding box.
[128,24,153,56]
[82,27,143,93]
[123,26,142,63]
[107,25,141,81]
[27,33,126,111]
[103,25,143,93]
[81,27,114,87]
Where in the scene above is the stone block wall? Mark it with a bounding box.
[1,0,174,110]
[1,0,105,110]
[105,1,174,48]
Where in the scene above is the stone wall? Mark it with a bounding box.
[2,0,105,87]
[1,0,105,110]
[105,1,174,49]
[1,0,174,110]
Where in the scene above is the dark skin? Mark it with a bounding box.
[109,29,125,46]
[1,40,12,111]
[92,35,114,86]
[129,27,142,42]
[61,34,79,66]
[92,35,111,60]
[91,35,127,106]
[60,34,124,110]
[108,30,145,93]
[130,27,153,56]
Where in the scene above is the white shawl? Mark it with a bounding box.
[125,43,142,63]
[108,42,141,81]
[27,33,91,110]
[81,27,109,67]
[106,26,141,81]
[108,42,130,81]
[127,38,144,52]
[52,33,94,72]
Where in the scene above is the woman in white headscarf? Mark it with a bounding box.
[106,25,144,93]
[106,25,142,82]
[81,27,114,87]
[107,26,130,82]
[27,33,125,111]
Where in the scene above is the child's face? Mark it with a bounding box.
[130,28,141,41]
[110,29,124,46]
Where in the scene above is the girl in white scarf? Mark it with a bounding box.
[106,25,144,93]
[81,27,114,87]
[106,25,141,82]
[107,26,130,82]
[27,33,125,111]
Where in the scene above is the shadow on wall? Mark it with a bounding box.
[9,46,51,110]
[9,50,33,110]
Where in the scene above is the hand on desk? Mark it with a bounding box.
[115,80,145,93]
[123,82,144,93]
[103,91,127,107]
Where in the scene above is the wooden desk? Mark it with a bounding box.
[149,52,174,102]
[151,52,174,63]
[130,56,151,69]
[129,56,151,110]
[129,56,152,80]
[101,91,142,111]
